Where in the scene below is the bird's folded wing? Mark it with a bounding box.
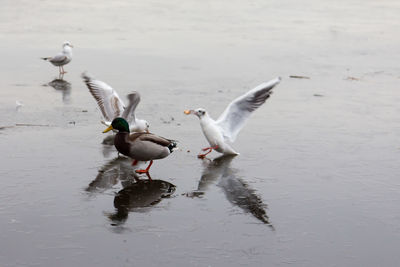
[49,54,67,64]
[138,133,173,146]
[82,73,125,122]
[216,77,281,142]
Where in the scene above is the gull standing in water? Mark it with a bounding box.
[82,73,149,133]
[184,77,281,158]
[42,41,73,75]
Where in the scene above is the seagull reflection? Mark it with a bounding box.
[190,155,273,226]
[101,142,115,158]
[86,156,137,193]
[108,179,176,225]
[102,134,115,146]
[48,78,71,103]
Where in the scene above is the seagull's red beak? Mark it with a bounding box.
[184,110,193,115]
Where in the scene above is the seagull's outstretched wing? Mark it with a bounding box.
[82,73,125,122]
[216,77,281,142]
[121,92,141,124]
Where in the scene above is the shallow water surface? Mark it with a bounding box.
[0,0,400,266]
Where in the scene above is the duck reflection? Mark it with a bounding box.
[48,78,71,103]
[109,179,176,224]
[191,155,273,226]
[86,156,176,225]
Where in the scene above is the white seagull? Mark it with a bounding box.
[42,41,73,75]
[184,77,281,158]
[81,73,149,133]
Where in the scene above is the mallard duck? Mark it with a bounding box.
[42,41,73,75]
[82,73,149,133]
[103,118,177,175]
[184,77,281,158]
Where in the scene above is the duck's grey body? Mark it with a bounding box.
[114,132,174,161]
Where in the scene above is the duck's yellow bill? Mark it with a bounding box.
[103,125,113,133]
[184,110,191,115]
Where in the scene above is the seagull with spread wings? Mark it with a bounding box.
[184,77,281,158]
[42,41,73,75]
[81,73,149,133]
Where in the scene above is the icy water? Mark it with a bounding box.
[1,0,400,266]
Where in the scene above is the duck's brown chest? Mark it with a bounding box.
[114,133,131,157]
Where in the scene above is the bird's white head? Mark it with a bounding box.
[63,41,73,48]
[184,108,207,119]
[62,41,73,56]
[131,119,150,133]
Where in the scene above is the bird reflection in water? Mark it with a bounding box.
[86,156,136,193]
[47,78,71,103]
[188,155,273,227]
[86,156,176,225]
[109,179,176,225]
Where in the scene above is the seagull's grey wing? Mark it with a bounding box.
[81,73,125,122]
[121,92,141,124]
[49,54,67,64]
[216,77,281,142]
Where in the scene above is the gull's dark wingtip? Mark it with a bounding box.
[126,91,141,102]
[81,71,91,82]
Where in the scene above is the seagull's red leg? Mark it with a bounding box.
[131,159,138,166]
[145,172,153,181]
[197,145,219,158]
[197,148,211,158]
[135,160,153,174]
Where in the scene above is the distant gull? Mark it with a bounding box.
[184,77,281,158]
[42,41,73,75]
[15,100,23,111]
[81,72,149,133]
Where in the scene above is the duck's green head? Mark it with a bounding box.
[103,117,130,133]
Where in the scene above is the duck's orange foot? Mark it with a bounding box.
[134,160,153,176]
[135,169,153,180]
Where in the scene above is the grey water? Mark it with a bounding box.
[0,0,400,266]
